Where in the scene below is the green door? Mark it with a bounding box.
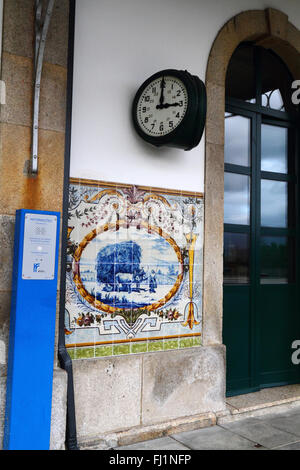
[223,44,300,396]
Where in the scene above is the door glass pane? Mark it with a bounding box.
[224,233,250,284]
[261,89,285,111]
[260,48,294,113]
[261,180,287,228]
[224,173,250,225]
[260,236,295,284]
[225,114,251,166]
[261,124,288,173]
[226,44,256,103]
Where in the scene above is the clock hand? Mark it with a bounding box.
[164,102,180,108]
[159,77,166,106]
[156,102,180,109]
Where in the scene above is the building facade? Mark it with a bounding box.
[0,0,299,450]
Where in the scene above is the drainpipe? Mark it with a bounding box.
[0,0,3,66]
[0,0,6,106]
[58,0,79,451]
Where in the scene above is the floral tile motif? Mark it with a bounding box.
[65,179,204,358]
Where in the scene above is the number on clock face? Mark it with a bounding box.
[137,76,188,137]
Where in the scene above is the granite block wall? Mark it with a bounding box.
[0,0,70,450]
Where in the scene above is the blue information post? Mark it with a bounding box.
[4,209,60,450]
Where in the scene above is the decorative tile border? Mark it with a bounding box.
[65,178,204,358]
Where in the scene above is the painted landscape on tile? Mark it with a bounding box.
[65,179,204,359]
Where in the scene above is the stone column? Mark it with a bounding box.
[0,0,70,450]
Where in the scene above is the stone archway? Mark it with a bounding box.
[202,8,300,346]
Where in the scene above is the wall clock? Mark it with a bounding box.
[132,69,206,151]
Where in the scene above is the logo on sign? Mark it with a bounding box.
[33,263,40,273]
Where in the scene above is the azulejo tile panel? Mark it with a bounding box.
[65,179,204,359]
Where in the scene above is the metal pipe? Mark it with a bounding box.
[0,0,4,73]
[31,0,55,175]
[58,0,79,450]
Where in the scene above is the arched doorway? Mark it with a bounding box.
[203,9,300,398]
[223,43,300,396]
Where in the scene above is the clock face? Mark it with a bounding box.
[136,75,188,137]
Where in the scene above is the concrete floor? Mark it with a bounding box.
[115,404,300,450]
[226,384,300,414]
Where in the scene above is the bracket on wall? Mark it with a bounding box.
[31,0,55,175]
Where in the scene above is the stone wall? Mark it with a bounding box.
[73,346,226,448]
[0,0,70,450]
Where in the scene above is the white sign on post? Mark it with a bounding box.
[22,213,58,280]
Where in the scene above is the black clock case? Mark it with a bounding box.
[132,69,207,151]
